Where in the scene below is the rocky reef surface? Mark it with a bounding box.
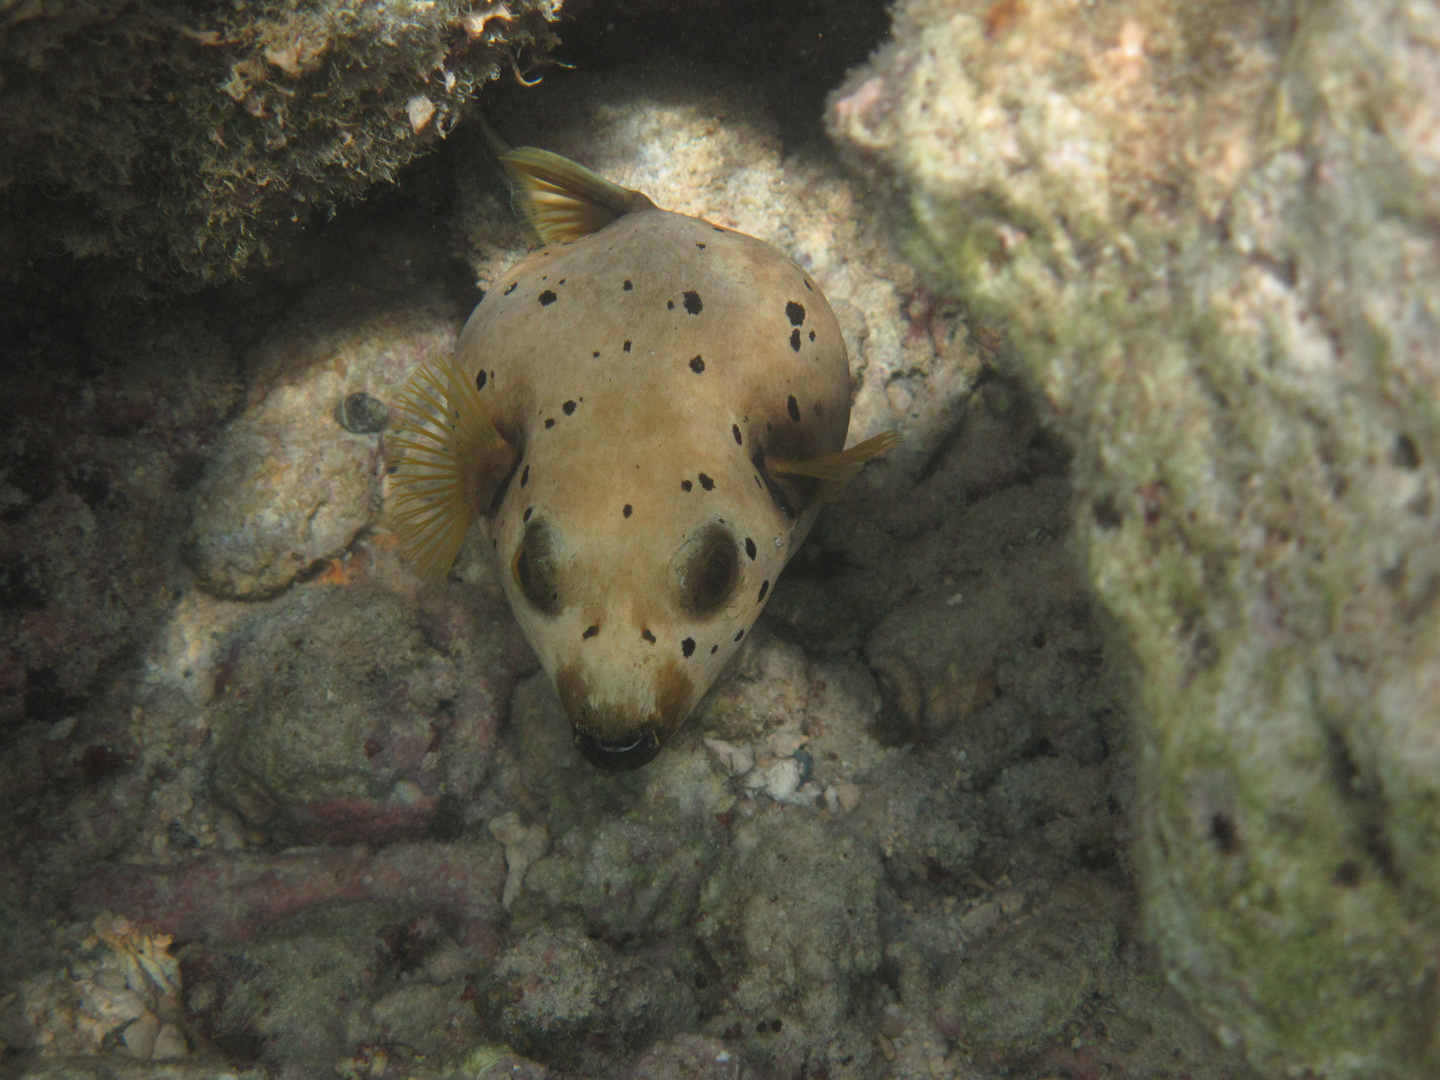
[6,0,1422,1077]
[830,0,1440,1077]
[0,0,560,295]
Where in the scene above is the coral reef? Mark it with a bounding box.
[829,0,1440,1076]
[0,0,560,295]
[3,29,1273,1080]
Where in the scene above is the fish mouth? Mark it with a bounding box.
[554,659,694,772]
[570,723,662,772]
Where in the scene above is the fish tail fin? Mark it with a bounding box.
[769,430,904,502]
[498,147,656,244]
[387,360,516,583]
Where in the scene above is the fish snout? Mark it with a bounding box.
[555,661,694,772]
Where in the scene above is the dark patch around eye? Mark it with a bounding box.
[476,370,487,390]
[682,638,696,658]
[582,625,599,639]
[539,290,557,305]
[667,300,675,310]
[504,283,518,295]
[545,418,555,428]
[513,518,562,615]
[787,395,801,422]
[758,580,770,601]
[786,301,805,325]
[623,279,633,291]
[623,340,632,352]
[623,504,633,518]
[642,629,656,643]
[681,480,693,492]
[523,507,533,522]
[521,464,529,487]
[733,629,744,642]
[690,355,705,374]
[698,473,714,491]
[683,291,703,315]
[745,537,756,560]
[732,424,742,445]
[563,400,577,415]
[790,329,802,352]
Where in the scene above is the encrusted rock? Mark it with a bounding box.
[830,0,1440,1075]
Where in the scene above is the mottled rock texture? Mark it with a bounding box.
[831,1,1440,1076]
[0,0,560,295]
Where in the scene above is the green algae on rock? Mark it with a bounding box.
[830,1,1440,1076]
[0,0,562,296]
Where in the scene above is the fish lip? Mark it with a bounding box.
[571,723,662,772]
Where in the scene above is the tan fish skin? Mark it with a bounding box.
[389,145,898,771]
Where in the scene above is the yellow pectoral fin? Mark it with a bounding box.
[769,431,903,502]
[498,147,656,244]
[387,360,516,583]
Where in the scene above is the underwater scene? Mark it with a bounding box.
[2,1,1438,1078]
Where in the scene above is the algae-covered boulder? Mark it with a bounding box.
[0,0,559,295]
[830,0,1440,1076]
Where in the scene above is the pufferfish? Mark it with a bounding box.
[387,134,899,771]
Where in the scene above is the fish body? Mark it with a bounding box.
[390,143,897,770]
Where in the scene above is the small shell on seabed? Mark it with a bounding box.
[335,391,390,434]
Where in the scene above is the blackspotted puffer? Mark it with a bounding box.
[388,138,898,771]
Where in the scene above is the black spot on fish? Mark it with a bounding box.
[623,279,633,291]
[710,644,718,654]
[521,465,529,487]
[476,370,487,390]
[732,424,742,446]
[623,340,632,352]
[734,629,744,641]
[696,242,707,249]
[539,290,557,306]
[786,301,805,326]
[790,329,802,352]
[690,355,705,374]
[681,480,693,492]
[754,475,763,490]
[593,350,600,358]
[582,625,599,639]
[523,507,533,522]
[683,291,703,315]
[642,629,656,643]
[682,637,696,658]
[699,473,714,491]
[667,300,675,310]
[787,395,800,422]
[558,278,566,285]
[713,226,725,232]
[504,283,518,295]
[803,279,813,291]
[545,418,555,429]
[809,330,816,341]
[563,400,577,415]
[758,580,769,601]
[623,504,633,518]
[745,537,756,560]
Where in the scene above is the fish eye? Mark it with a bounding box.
[512,518,562,615]
[675,523,740,617]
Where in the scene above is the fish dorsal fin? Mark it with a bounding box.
[769,431,903,502]
[387,360,517,583]
[499,147,656,244]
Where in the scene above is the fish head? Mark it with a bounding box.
[491,427,798,771]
